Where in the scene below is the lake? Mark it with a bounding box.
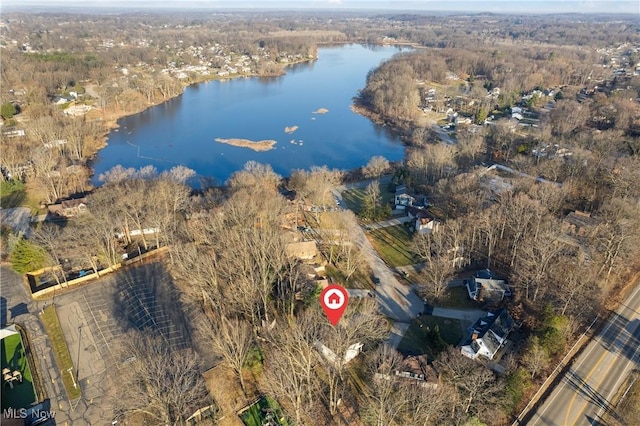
[93,44,409,185]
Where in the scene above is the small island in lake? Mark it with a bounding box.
[214,138,277,151]
[284,125,299,134]
[313,108,329,114]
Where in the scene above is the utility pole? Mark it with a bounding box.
[76,324,83,382]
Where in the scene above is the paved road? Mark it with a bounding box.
[431,124,458,145]
[526,280,640,426]
[1,266,80,425]
[332,190,423,324]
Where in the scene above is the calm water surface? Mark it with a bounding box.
[94,44,409,184]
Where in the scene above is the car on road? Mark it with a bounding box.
[372,276,380,285]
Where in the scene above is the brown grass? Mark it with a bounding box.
[203,364,255,426]
[214,138,276,151]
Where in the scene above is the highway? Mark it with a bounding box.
[527,279,640,425]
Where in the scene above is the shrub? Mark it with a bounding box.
[10,238,49,274]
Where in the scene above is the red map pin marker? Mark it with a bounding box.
[320,285,349,326]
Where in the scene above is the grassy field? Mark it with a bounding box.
[240,396,288,426]
[1,332,37,410]
[39,305,81,400]
[366,225,416,267]
[340,185,395,214]
[397,316,463,360]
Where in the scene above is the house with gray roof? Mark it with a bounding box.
[460,309,514,360]
[465,269,511,302]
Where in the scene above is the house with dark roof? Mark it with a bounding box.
[465,269,511,302]
[406,206,438,235]
[562,211,600,238]
[47,197,88,218]
[394,185,415,210]
[461,309,514,360]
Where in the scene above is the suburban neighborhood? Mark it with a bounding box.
[1,3,640,426]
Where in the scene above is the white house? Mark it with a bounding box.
[461,309,514,360]
[314,341,363,367]
[415,217,438,234]
[394,185,415,210]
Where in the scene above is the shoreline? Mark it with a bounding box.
[88,43,411,184]
[349,103,413,143]
[214,138,277,152]
[88,56,317,178]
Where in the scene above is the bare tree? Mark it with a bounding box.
[227,161,281,195]
[262,315,322,424]
[319,210,364,281]
[114,333,212,426]
[412,226,456,302]
[206,316,254,394]
[400,381,455,426]
[362,180,382,219]
[362,156,390,180]
[32,223,67,285]
[289,166,342,207]
[317,299,387,414]
[522,336,549,379]
[435,347,505,420]
[362,345,407,426]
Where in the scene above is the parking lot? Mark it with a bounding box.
[53,261,194,424]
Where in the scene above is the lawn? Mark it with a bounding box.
[439,286,480,310]
[0,180,27,208]
[240,396,288,426]
[340,185,395,214]
[0,180,46,214]
[324,264,374,289]
[397,315,463,360]
[1,332,38,410]
[39,305,81,400]
[366,225,416,267]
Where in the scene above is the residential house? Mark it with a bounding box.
[53,95,72,105]
[461,308,514,360]
[562,211,600,238]
[406,206,438,234]
[47,197,88,218]
[63,104,92,117]
[314,341,363,367]
[2,129,26,138]
[285,240,319,261]
[465,269,511,302]
[375,355,439,388]
[394,185,415,210]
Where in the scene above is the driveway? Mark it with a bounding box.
[430,307,486,333]
[366,216,412,230]
[332,179,423,341]
[431,124,458,145]
[0,207,32,236]
[351,224,424,323]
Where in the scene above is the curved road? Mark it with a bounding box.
[331,185,423,323]
[527,279,640,425]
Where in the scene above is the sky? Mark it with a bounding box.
[1,0,638,14]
